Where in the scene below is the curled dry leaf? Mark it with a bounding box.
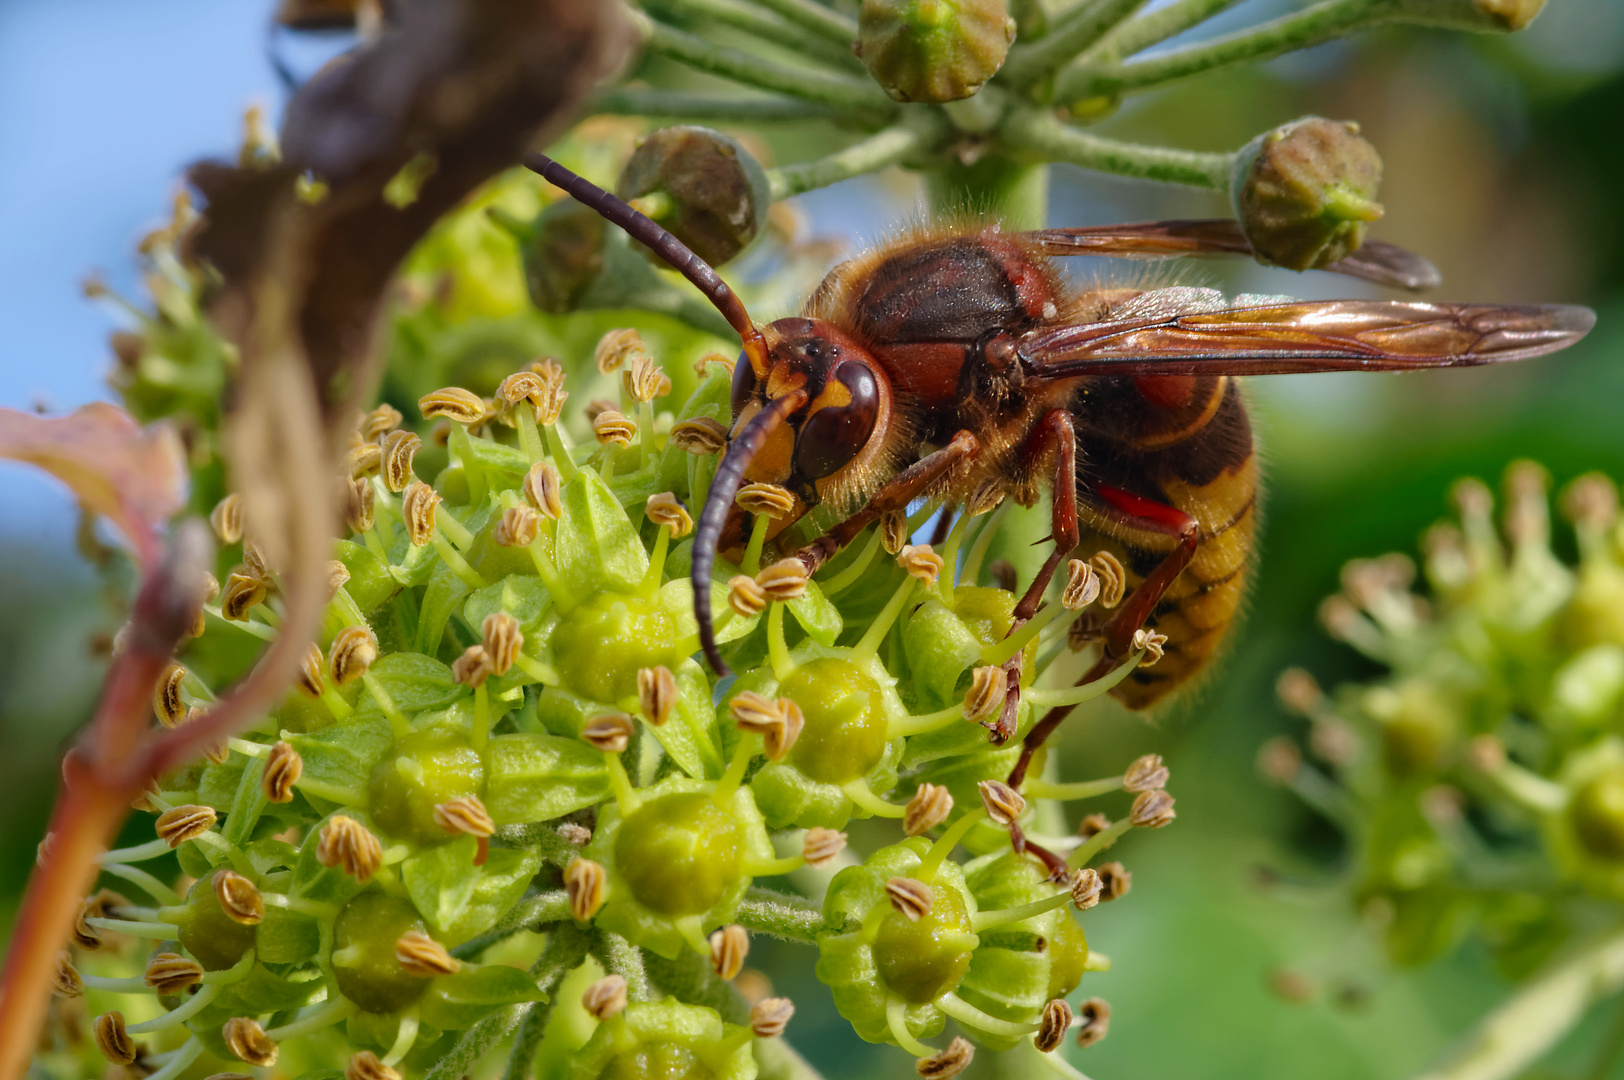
[0,403,186,570]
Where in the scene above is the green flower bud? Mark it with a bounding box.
[615,127,770,268]
[572,1000,756,1080]
[856,0,1018,103]
[816,838,979,1045]
[331,891,432,1015]
[1572,764,1624,860]
[1230,117,1384,272]
[1362,679,1460,779]
[521,199,609,314]
[173,874,258,971]
[552,591,688,703]
[368,728,486,847]
[585,778,777,959]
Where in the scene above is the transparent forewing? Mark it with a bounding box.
[1023,221,1441,291]
[1018,299,1596,377]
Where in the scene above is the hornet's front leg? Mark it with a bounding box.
[792,430,980,577]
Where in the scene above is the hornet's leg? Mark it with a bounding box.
[1006,483,1198,789]
[792,430,980,577]
[988,410,1079,744]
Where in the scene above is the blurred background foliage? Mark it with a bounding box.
[3,0,1624,1076]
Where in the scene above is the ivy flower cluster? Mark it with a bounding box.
[39,319,1175,1080]
[1266,463,1624,978]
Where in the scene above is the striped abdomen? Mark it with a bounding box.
[1071,374,1259,708]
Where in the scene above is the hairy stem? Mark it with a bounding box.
[1001,0,1150,86]
[768,119,940,200]
[635,10,894,112]
[1004,108,1232,188]
[593,88,845,124]
[737,887,826,942]
[1092,0,1246,59]
[741,0,858,46]
[503,926,592,1080]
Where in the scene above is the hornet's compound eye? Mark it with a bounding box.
[731,353,759,416]
[794,363,879,482]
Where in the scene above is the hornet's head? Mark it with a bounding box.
[527,153,893,675]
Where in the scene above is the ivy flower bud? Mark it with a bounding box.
[524,462,564,519]
[750,996,795,1038]
[963,666,1007,724]
[915,1036,975,1079]
[1070,867,1103,910]
[1096,862,1131,902]
[347,1051,401,1080]
[360,403,403,441]
[646,493,694,538]
[670,417,728,455]
[886,876,934,922]
[803,827,848,867]
[757,559,809,602]
[583,713,636,753]
[709,923,749,979]
[52,952,81,997]
[418,386,486,425]
[1230,116,1384,272]
[1075,997,1111,1047]
[900,544,945,585]
[624,354,673,402]
[402,481,441,546]
[638,665,678,726]
[1089,551,1125,608]
[1123,754,1170,792]
[317,815,383,882]
[154,663,187,727]
[223,1016,278,1066]
[737,483,796,518]
[329,625,378,686]
[904,784,954,836]
[730,575,767,617]
[584,974,629,1020]
[482,612,523,675]
[380,430,420,492]
[395,929,460,977]
[94,1010,139,1065]
[452,644,496,688]
[213,869,264,925]
[855,0,1016,103]
[881,510,908,555]
[565,857,607,921]
[977,779,1025,826]
[1035,998,1072,1053]
[144,952,204,995]
[594,328,647,374]
[594,410,637,448]
[616,126,771,266]
[494,505,540,548]
[220,573,267,621]
[210,493,245,545]
[1129,789,1176,828]
[344,475,375,534]
[156,804,216,847]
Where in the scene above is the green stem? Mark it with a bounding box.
[1093,0,1245,59]
[1066,817,1132,867]
[1410,924,1624,1080]
[923,154,1049,229]
[452,890,572,960]
[647,0,862,69]
[1056,0,1390,102]
[592,928,654,1002]
[1004,108,1231,188]
[888,703,968,738]
[960,501,1011,587]
[744,513,771,575]
[741,0,858,45]
[1025,655,1141,707]
[1025,776,1122,801]
[970,889,1071,932]
[819,528,884,596]
[768,121,935,200]
[737,889,825,943]
[1001,0,1150,85]
[937,991,1038,1038]
[636,10,894,111]
[843,779,907,819]
[918,808,988,882]
[593,88,846,124]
